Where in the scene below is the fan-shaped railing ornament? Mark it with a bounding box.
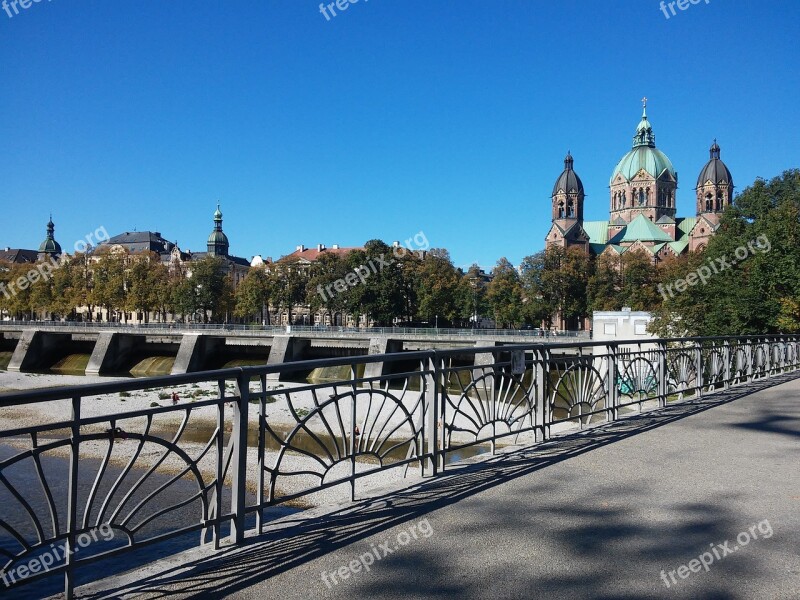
[441,362,537,448]
[550,360,608,426]
[616,355,658,403]
[666,349,698,400]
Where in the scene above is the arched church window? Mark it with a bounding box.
[558,202,564,218]
[638,189,645,205]
[716,193,723,211]
[622,191,626,206]
[705,193,712,212]
[567,201,574,217]
[645,188,650,203]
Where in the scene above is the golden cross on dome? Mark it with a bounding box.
[642,96,648,108]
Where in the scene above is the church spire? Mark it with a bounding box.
[633,97,656,148]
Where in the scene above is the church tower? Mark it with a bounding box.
[551,151,585,225]
[609,99,678,225]
[695,140,734,225]
[545,152,589,252]
[207,204,230,257]
[37,216,62,262]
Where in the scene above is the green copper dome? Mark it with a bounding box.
[38,217,62,255]
[207,230,229,245]
[610,103,677,184]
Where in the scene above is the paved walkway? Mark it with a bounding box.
[79,373,800,600]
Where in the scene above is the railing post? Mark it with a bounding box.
[723,339,731,389]
[425,353,440,476]
[534,347,547,442]
[606,343,618,422]
[64,395,81,600]
[657,341,668,408]
[230,371,249,544]
[695,341,704,398]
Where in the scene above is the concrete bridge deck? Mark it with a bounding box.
[74,372,800,600]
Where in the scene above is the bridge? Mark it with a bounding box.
[0,322,587,377]
[0,335,798,598]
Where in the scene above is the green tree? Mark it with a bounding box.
[91,250,127,322]
[651,170,800,336]
[236,267,274,323]
[305,252,347,325]
[487,257,523,328]
[190,255,235,323]
[416,249,461,325]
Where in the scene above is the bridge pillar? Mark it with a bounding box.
[171,334,225,375]
[364,337,403,380]
[7,330,70,373]
[266,336,310,381]
[85,332,140,376]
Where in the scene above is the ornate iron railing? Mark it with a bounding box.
[0,335,798,597]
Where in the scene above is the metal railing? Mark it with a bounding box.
[0,334,798,597]
[0,319,588,339]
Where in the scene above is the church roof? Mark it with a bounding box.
[668,240,689,254]
[655,214,675,224]
[582,220,609,244]
[696,141,733,188]
[610,103,677,184]
[676,217,696,240]
[614,215,674,243]
[552,152,584,196]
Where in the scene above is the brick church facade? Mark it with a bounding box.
[545,100,734,261]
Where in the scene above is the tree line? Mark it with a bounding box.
[2,170,798,333]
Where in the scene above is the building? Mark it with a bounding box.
[546,100,734,260]
[592,309,655,344]
[101,205,250,287]
[0,217,61,265]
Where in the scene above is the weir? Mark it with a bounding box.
[0,323,579,377]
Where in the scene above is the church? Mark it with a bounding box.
[545,100,734,260]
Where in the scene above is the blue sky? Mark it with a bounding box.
[1,0,798,271]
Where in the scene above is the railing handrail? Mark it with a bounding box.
[0,319,588,337]
[1,335,795,405]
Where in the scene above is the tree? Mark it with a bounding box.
[587,254,622,312]
[190,256,235,323]
[487,258,523,328]
[617,249,659,310]
[520,247,592,330]
[416,249,461,325]
[651,170,800,336]
[126,252,167,323]
[91,249,127,322]
[236,267,274,323]
[456,264,489,327]
[343,240,403,326]
[305,252,347,325]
